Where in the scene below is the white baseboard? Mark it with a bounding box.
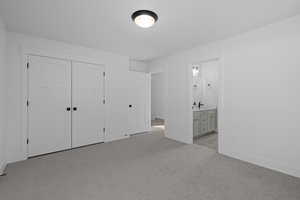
[104,135,130,143]
[7,134,132,164]
[220,149,300,178]
[0,162,7,175]
[165,134,193,144]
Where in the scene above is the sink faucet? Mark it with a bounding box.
[198,102,204,109]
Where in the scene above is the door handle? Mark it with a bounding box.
[66,107,71,111]
[73,107,77,111]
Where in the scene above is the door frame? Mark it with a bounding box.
[149,71,165,122]
[127,71,151,135]
[188,57,224,153]
[22,53,106,159]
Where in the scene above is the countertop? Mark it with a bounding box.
[193,107,217,112]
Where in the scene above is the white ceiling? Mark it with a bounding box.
[0,0,300,61]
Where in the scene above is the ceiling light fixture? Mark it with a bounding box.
[131,10,158,28]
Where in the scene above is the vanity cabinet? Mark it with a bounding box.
[193,109,217,137]
[207,110,217,133]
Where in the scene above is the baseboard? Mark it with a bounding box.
[220,149,300,178]
[0,162,7,175]
[104,135,130,143]
[165,134,193,144]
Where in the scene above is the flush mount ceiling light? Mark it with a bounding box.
[131,10,158,28]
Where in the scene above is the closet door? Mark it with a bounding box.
[28,56,71,157]
[72,62,105,148]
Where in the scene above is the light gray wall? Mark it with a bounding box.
[148,14,300,178]
[0,17,7,174]
[129,60,148,73]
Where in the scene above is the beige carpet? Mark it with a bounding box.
[1,131,300,200]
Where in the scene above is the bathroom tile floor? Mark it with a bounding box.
[194,132,218,151]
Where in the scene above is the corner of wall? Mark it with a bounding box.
[0,162,7,175]
[0,16,8,175]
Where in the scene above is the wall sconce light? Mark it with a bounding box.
[192,66,199,77]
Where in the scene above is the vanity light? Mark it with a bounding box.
[131,10,158,28]
[192,66,199,77]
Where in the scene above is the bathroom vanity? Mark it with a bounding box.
[193,108,217,137]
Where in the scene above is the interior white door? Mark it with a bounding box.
[72,62,105,147]
[128,72,151,135]
[28,55,71,157]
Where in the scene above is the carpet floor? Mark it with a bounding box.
[1,131,300,200]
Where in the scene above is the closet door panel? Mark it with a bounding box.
[72,62,105,147]
[28,56,71,157]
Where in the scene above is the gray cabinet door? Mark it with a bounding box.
[193,111,201,119]
[193,109,217,137]
[200,112,208,122]
[207,111,216,132]
[200,120,209,135]
[193,119,200,137]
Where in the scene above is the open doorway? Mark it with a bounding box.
[191,59,219,151]
[151,72,165,132]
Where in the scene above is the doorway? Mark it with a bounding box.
[191,59,220,151]
[151,72,165,132]
[128,71,151,135]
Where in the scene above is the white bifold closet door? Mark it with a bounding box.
[28,56,105,157]
[28,56,71,157]
[71,61,105,148]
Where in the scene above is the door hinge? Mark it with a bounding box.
[26,62,29,69]
[26,100,29,107]
[26,138,29,144]
[103,72,105,77]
